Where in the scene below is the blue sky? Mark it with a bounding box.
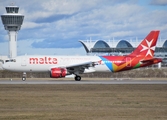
[0,0,167,56]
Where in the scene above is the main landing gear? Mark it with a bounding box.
[21,72,81,81]
[22,72,27,81]
[74,75,81,81]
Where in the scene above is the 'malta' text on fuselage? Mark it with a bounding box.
[29,57,57,64]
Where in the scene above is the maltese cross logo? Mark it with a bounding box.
[140,39,155,57]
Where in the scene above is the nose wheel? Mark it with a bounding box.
[75,75,81,81]
[22,77,26,81]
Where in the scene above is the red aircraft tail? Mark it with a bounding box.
[129,30,160,59]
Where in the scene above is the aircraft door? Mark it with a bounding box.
[21,56,26,66]
[126,57,131,67]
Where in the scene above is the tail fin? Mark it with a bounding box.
[129,30,160,59]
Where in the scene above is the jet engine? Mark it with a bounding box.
[50,68,67,78]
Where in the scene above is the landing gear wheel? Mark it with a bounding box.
[22,77,26,81]
[75,75,81,81]
[22,72,27,81]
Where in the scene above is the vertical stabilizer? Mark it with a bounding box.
[129,31,160,59]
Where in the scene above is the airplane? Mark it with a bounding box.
[2,30,162,81]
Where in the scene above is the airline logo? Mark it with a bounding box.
[29,57,57,64]
[140,39,155,57]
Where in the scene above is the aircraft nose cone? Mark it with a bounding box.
[2,63,8,70]
[2,64,5,70]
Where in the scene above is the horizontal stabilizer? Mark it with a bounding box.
[140,58,162,64]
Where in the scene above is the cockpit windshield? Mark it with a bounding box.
[5,59,16,63]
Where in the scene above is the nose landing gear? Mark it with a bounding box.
[22,72,26,81]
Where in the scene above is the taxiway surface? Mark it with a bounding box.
[0,79,167,84]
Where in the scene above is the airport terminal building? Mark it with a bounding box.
[79,38,167,67]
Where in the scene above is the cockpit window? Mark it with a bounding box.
[5,60,9,62]
[5,59,16,62]
[13,59,16,62]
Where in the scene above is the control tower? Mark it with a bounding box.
[1,5,24,58]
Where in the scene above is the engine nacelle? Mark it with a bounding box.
[50,68,67,78]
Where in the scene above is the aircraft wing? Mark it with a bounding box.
[65,61,98,74]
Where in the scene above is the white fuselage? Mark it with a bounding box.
[2,55,111,73]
